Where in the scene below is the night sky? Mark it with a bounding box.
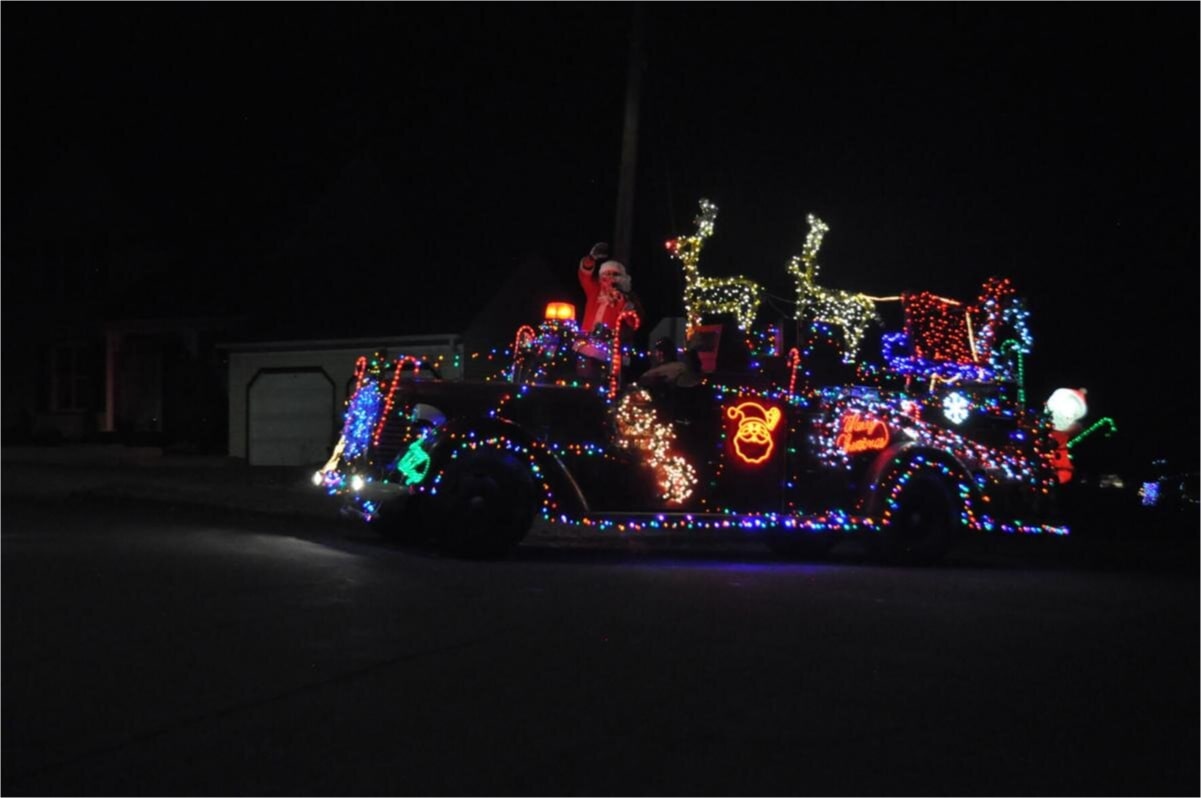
[4,3,1197,469]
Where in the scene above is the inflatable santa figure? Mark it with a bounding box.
[1045,387,1088,484]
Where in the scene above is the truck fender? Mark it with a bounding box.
[425,418,589,517]
[861,442,979,523]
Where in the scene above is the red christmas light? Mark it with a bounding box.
[373,356,420,446]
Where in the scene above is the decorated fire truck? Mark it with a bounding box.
[314,200,1075,561]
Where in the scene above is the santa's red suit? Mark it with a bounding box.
[578,255,637,334]
[1049,429,1075,485]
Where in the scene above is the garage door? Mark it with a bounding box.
[248,369,336,466]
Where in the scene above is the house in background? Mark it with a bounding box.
[103,316,242,449]
[3,302,241,451]
[2,147,241,449]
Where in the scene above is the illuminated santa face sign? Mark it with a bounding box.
[725,401,782,465]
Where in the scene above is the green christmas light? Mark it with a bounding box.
[999,338,1027,405]
[397,438,432,485]
[1067,417,1117,449]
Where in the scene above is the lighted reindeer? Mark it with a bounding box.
[665,198,763,336]
[787,213,881,363]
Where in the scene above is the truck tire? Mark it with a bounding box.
[876,470,962,564]
[434,449,536,559]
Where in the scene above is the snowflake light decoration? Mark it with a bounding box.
[942,391,971,425]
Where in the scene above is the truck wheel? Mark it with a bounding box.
[764,532,837,560]
[877,471,961,564]
[435,449,536,559]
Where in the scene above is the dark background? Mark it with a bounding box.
[3,3,1197,469]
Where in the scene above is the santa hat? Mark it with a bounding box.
[726,400,782,430]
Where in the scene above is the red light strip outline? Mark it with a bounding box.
[372,355,420,446]
[609,310,641,400]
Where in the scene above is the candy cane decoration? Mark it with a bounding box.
[787,347,801,396]
[1067,417,1117,449]
[609,310,641,400]
[353,356,368,392]
[511,325,536,382]
[999,338,1027,406]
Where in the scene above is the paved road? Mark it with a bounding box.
[3,496,1197,795]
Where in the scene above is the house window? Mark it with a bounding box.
[51,343,93,412]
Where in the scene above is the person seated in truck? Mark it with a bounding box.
[638,337,700,388]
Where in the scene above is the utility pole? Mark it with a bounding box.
[612,3,645,266]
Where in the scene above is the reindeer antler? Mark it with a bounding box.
[786,213,829,286]
[801,213,829,279]
[694,198,718,236]
[666,198,719,262]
